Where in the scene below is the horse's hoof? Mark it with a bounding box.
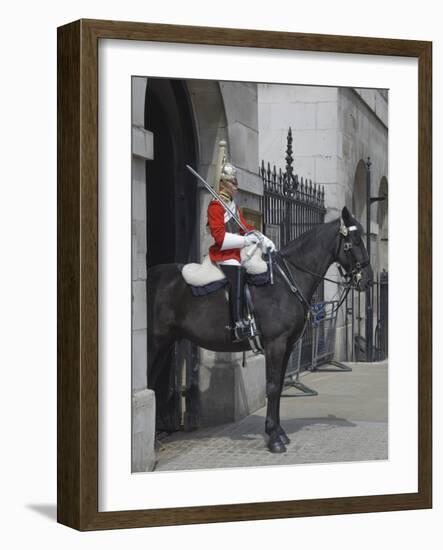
[279,433,290,445]
[268,440,287,453]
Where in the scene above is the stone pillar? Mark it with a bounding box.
[131,77,156,472]
[190,81,266,426]
[337,88,389,361]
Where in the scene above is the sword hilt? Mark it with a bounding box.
[245,242,260,259]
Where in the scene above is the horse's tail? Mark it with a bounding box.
[146,263,183,340]
[146,264,183,432]
[146,264,172,387]
[146,265,164,339]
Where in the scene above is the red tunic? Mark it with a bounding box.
[207,199,254,263]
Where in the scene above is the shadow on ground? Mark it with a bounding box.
[158,414,356,446]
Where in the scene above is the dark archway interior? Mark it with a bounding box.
[144,79,198,432]
[145,79,198,268]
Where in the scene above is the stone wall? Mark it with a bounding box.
[258,84,339,202]
[132,80,389,448]
[258,84,342,304]
[258,84,388,360]
[221,82,263,198]
[131,77,156,472]
[337,88,388,275]
[258,84,388,232]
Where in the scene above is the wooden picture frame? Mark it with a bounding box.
[57,19,432,530]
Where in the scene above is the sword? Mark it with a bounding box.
[186,164,269,261]
[268,252,274,285]
[186,164,249,233]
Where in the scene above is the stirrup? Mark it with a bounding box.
[248,334,264,355]
[229,319,264,355]
[247,317,264,355]
[233,320,257,342]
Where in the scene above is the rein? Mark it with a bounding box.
[272,226,368,313]
[274,253,351,313]
[276,224,369,289]
[277,252,346,286]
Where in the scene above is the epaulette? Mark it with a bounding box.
[210,198,229,207]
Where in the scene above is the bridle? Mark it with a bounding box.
[336,220,370,288]
[274,219,370,312]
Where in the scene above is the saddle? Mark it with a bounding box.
[178,247,271,354]
[180,245,269,296]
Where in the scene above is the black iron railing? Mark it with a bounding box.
[345,270,389,362]
[260,128,327,372]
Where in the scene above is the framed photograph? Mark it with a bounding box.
[57,19,432,530]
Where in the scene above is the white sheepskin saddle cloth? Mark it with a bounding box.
[182,245,267,287]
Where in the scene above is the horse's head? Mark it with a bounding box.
[335,207,373,292]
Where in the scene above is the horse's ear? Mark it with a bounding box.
[342,206,352,226]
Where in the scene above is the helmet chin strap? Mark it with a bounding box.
[219,188,232,201]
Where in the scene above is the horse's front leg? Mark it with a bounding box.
[275,344,294,446]
[264,337,290,453]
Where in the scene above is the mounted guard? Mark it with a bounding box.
[186,161,275,344]
[208,161,276,342]
[148,202,373,452]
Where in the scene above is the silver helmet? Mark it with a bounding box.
[220,162,238,184]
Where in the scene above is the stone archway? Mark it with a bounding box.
[143,78,200,433]
[350,159,369,359]
[377,177,388,271]
[186,80,229,261]
[352,159,367,225]
[144,79,198,268]
[187,80,228,183]
[185,81,266,428]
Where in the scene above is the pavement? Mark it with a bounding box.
[154,361,388,472]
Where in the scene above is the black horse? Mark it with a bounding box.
[147,207,373,453]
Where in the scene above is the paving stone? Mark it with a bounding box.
[154,364,388,472]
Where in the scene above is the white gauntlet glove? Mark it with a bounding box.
[221,232,259,250]
[244,233,260,247]
[220,233,246,250]
[259,234,276,252]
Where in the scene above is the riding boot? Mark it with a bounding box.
[220,265,259,342]
[233,266,250,341]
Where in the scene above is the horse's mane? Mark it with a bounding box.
[280,218,340,258]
